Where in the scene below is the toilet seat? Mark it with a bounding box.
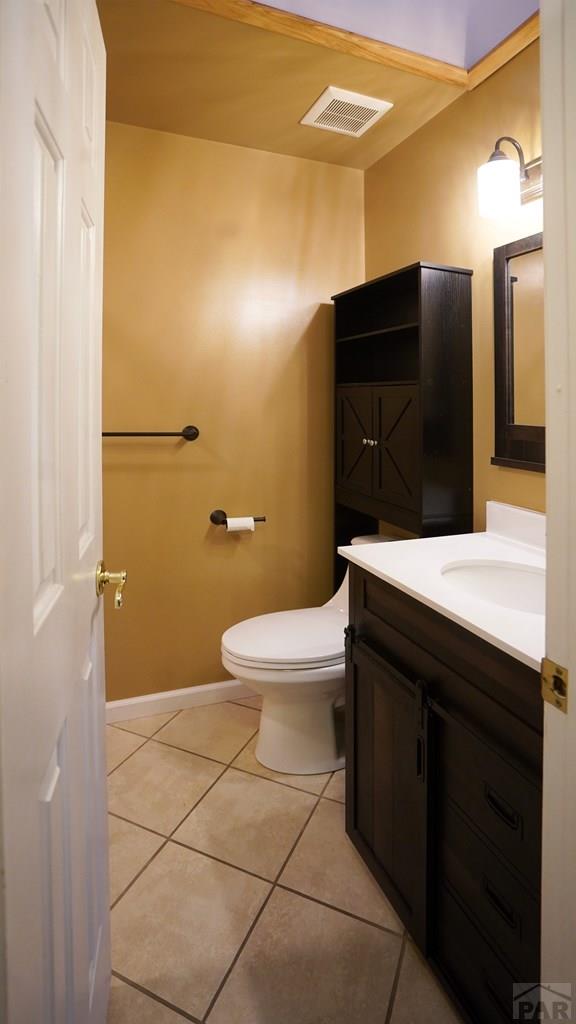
[222,607,346,671]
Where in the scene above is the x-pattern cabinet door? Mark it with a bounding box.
[336,386,373,497]
[372,385,420,512]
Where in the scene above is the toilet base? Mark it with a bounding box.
[255,693,344,775]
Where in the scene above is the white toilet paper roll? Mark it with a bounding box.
[225,516,255,533]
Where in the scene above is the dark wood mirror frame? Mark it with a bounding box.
[492,231,544,473]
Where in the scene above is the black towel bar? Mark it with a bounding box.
[102,425,200,442]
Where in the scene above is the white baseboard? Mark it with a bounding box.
[106,679,254,723]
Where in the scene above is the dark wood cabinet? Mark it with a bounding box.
[333,263,473,552]
[346,565,543,1024]
[347,637,428,948]
[336,384,420,511]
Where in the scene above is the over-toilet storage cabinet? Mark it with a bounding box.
[345,566,543,1024]
[333,262,473,550]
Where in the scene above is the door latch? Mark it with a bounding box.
[541,657,569,714]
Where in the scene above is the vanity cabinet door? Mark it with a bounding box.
[372,384,420,512]
[346,638,428,949]
[335,386,373,497]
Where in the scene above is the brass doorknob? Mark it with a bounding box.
[96,560,127,609]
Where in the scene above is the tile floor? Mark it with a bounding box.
[106,697,465,1024]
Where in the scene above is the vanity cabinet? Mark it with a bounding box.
[333,263,473,541]
[346,565,543,1024]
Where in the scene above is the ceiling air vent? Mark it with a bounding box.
[300,86,393,138]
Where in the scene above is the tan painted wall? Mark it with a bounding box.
[365,42,544,529]
[103,122,364,700]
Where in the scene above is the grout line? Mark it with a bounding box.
[108,810,167,840]
[168,838,272,885]
[275,883,405,939]
[109,709,182,739]
[106,736,150,778]
[227,761,334,797]
[166,765,229,838]
[202,884,276,1023]
[107,810,168,840]
[202,773,331,1022]
[164,728,260,838]
[320,793,345,805]
[152,721,261,771]
[151,736,230,769]
[110,838,169,911]
[112,970,202,1023]
[384,929,408,1024]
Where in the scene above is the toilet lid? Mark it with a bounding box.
[222,607,347,669]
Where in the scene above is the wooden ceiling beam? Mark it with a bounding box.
[171,1,540,93]
[170,0,468,87]
[467,13,540,90]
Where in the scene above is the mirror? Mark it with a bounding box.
[492,232,544,472]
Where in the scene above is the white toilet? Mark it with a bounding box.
[221,535,392,775]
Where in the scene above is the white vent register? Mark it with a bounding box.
[300,86,393,138]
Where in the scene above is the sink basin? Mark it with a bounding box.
[440,559,545,615]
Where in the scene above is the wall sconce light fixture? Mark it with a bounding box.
[477,136,543,218]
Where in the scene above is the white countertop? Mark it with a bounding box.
[338,502,545,671]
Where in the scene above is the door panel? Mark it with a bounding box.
[0,1,108,1020]
[336,386,373,496]
[373,385,420,511]
[348,640,428,948]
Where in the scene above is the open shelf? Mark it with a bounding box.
[336,325,419,384]
[336,322,420,344]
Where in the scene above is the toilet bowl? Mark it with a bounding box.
[221,535,392,775]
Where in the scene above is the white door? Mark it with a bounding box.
[540,0,576,990]
[0,0,109,1021]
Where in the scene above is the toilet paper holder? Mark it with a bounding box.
[210,509,266,526]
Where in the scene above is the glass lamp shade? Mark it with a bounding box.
[477,157,521,218]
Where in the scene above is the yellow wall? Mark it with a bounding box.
[365,42,544,529]
[103,122,364,700]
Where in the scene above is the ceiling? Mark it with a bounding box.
[98,0,465,170]
[255,0,539,69]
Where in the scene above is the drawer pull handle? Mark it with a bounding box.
[484,784,520,832]
[483,878,517,931]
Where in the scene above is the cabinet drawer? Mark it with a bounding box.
[436,711,542,893]
[434,885,519,1024]
[439,798,540,979]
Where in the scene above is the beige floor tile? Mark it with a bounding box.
[108,740,224,835]
[108,816,164,905]
[107,976,184,1024]
[208,887,402,1024]
[279,799,402,933]
[156,703,259,763]
[111,711,179,738]
[230,695,263,709]
[389,941,465,1023]
[173,768,316,879]
[324,770,346,803]
[232,735,331,795]
[111,843,270,1020]
[106,726,146,774]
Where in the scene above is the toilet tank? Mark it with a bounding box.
[325,534,396,612]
